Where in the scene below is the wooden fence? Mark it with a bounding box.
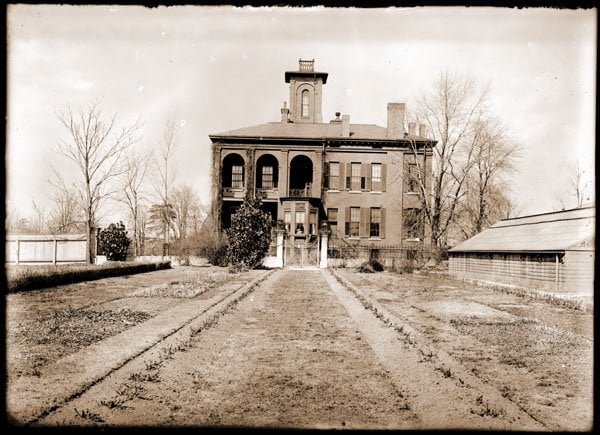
[6,234,87,264]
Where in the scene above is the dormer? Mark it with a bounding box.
[285,59,328,124]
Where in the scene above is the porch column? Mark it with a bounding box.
[275,229,285,268]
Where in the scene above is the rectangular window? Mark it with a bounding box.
[370,207,381,237]
[327,208,338,225]
[372,163,382,184]
[232,165,243,189]
[295,211,305,235]
[329,162,339,190]
[309,212,316,234]
[262,166,274,189]
[351,163,361,191]
[407,163,418,192]
[350,207,360,237]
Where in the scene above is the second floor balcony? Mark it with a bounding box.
[287,183,313,198]
[222,186,245,199]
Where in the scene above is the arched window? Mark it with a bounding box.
[222,153,245,189]
[255,154,279,189]
[301,90,309,118]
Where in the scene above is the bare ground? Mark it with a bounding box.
[5,266,593,430]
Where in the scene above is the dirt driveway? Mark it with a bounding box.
[6,267,593,430]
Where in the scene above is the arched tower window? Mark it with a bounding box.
[301,90,309,118]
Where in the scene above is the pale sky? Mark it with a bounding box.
[5,5,597,226]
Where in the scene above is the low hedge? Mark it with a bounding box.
[6,261,172,293]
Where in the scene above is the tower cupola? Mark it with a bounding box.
[284,59,328,124]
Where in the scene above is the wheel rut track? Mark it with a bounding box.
[9,270,274,426]
[328,269,549,430]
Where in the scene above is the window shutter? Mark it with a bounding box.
[323,163,329,190]
[381,164,387,192]
[360,164,368,191]
[339,163,346,190]
[380,207,386,238]
[345,163,352,190]
[344,206,350,236]
[367,163,372,191]
[360,207,369,238]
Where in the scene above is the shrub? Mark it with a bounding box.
[98,222,131,261]
[369,259,385,271]
[203,237,229,267]
[226,197,272,269]
[358,259,384,273]
[7,261,171,292]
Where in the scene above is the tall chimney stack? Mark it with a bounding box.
[342,114,350,137]
[408,122,417,136]
[418,123,427,138]
[387,103,405,139]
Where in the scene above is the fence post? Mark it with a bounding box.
[53,237,58,265]
[16,239,20,265]
[319,231,328,269]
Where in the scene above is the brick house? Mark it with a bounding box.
[209,59,436,267]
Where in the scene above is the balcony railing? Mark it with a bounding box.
[256,188,279,199]
[299,59,314,71]
[223,186,244,198]
[288,184,312,198]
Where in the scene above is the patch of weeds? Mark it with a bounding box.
[537,379,553,387]
[74,408,105,423]
[160,345,176,360]
[99,382,150,412]
[99,397,129,410]
[436,365,452,378]
[499,355,527,368]
[393,324,405,334]
[37,308,152,350]
[471,395,504,417]
[419,348,437,362]
[115,382,149,401]
[129,370,160,383]
[499,385,513,399]
[144,359,162,371]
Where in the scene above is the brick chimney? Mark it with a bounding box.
[408,122,417,136]
[342,114,350,137]
[387,103,405,139]
[281,101,290,123]
[419,123,427,138]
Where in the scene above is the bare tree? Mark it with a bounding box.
[554,160,593,210]
[120,150,151,256]
[30,199,48,234]
[55,98,142,263]
[409,70,489,249]
[151,116,179,255]
[5,202,46,234]
[171,184,205,240]
[454,119,522,238]
[47,166,84,234]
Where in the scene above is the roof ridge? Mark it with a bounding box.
[499,206,595,223]
[494,214,594,229]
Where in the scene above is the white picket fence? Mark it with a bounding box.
[5,234,87,264]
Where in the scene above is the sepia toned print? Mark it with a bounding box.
[5,5,594,431]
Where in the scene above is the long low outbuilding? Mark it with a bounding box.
[448,206,595,297]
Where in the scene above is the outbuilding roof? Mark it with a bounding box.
[449,206,595,253]
[210,121,434,143]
